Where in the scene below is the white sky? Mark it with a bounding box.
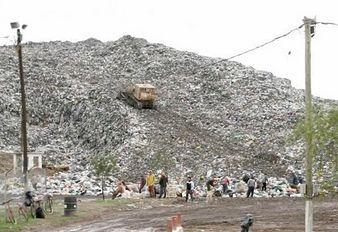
[1,0,337,100]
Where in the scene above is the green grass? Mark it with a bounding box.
[0,207,36,232]
[0,198,138,232]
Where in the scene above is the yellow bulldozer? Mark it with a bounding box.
[117,84,156,109]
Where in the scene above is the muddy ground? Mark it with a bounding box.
[48,197,338,232]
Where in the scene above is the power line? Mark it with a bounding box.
[226,24,304,60]
[202,21,338,64]
[317,21,338,27]
[187,20,338,78]
[184,24,306,78]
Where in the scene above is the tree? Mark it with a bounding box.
[290,107,338,190]
[91,152,119,200]
[148,152,175,173]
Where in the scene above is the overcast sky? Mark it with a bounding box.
[1,0,338,100]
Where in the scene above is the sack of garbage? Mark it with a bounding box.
[121,190,131,198]
[236,181,246,194]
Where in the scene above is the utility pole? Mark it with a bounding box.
[11,22,29,189]
[17,30,28,188]
[304,16,315,232]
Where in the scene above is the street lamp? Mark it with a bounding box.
[10,22,29,189]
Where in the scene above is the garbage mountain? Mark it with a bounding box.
[0,35,336,182]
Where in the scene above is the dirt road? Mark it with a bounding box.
[51,197,338,232]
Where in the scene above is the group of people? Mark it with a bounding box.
[203,173,269,199]
[140,171,195,202]
[137,173,226,202]
[139,170,169,198]
[242,173,269,198]
[113,170,270,201]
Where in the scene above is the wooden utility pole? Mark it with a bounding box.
[304,16,315,232]
[16,27,29,188]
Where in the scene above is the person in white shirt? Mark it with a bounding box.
[246,177,256,198]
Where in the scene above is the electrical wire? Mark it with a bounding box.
[226,24,304,60]
[177,20,338,79]
[186,19,338,84]
[199,21,338,65]
[317,21,338,27]
[180,24,307,77]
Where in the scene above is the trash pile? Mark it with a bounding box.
[0,35,336,195]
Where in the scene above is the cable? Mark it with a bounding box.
[181,24,305,77]
[226,24,304,60]
[198,21,338,65]
[179,20,338,82]
[317,21,338,27]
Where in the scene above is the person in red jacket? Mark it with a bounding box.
[222,176,230,195]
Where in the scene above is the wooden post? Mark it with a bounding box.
[16,29,29,190]
[303,16,315,232]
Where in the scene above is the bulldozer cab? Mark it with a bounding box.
[133,84,156,101]
[118,83,156,109]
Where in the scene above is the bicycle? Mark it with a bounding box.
[29,196,44,218]
[30,193,54,218]
[1,199,17,224]
[43,193,53,215]
[23,191,53,218]
[17,202,29,222]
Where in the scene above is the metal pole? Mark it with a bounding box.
[304,16,315,232]
[16,28,29,189]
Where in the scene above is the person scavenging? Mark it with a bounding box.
[186,176,195,202]
[246,176,256,198]
[146,170,156,198]
[139,174,146,193]
[112,181,126,199]
[261,173,268,191]
[222,176,230,195]
[206,176,216,202]
[159,171,168,198]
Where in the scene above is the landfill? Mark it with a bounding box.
[0,35,337,196]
